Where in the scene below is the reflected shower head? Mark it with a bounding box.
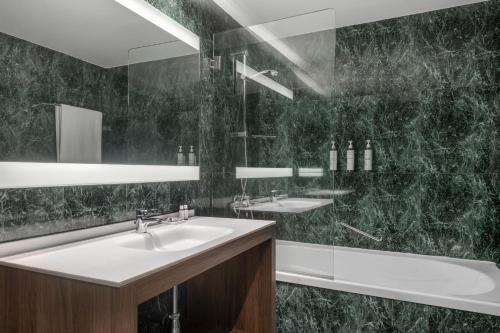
[258,69,278,77]
[266,70,279,77]
[246,69,279,80]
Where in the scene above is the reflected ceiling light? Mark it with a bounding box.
[247,24,307,69]
[236,61,294,100]
[0,162,200,189]
[236,167,293,179]
[128,40,199,64]
[114,0,200,51]
[213,0,333,97]
[292,68,330,97]
[298,168,324,178]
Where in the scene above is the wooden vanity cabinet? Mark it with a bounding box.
[0,226,276,333]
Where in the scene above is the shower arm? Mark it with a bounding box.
[339,222,382,242]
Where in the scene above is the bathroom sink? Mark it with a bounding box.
[237,198,333,214]
[258,200,319,210]
[117,225,234,252]
[0,217,274,286]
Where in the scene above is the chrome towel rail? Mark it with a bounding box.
[340,222,382,242]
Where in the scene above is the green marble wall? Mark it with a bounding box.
[0,32,128,163]
[127,53,201,165]
[332,0,499,262]
[277,282,500,332]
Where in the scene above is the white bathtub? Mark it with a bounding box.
[276,240,500,316]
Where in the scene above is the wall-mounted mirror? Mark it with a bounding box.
[0,0,201,187]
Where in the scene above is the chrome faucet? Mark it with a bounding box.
[270,190,288,203]
[270,190,279,202]
[135,209,163,234]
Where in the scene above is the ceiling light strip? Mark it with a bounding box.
[114,0,200,51]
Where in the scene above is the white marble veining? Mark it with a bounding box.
[0,217,274,287]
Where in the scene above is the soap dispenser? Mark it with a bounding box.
[177,146,185,165]
[364,140,373,172]
[329,141,338,171]
[347,141,355,172]
[188,146,196,166]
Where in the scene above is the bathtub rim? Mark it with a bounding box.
[276,240,500,317]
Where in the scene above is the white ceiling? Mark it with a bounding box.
[0,0,485,68]
[214,0,487,28]
[0,0,199,68]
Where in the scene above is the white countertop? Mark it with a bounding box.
[0,217,275,287]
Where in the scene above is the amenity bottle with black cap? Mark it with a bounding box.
[347,140,355,172]
[364,140,373,171]
[329,141,338,171]
[188,145,196,166]
[177,146,185,165]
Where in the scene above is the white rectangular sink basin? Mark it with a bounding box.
[0,217,275,287]
[237,198,333,214]
[117,225,234,252]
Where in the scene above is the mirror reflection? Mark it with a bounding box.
[213,10,336,220]
[0,0,200,165]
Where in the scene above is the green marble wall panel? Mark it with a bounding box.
[127,53,200,165]
[331,0,500,265]
[0,32,128,163]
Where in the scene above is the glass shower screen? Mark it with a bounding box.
[213,9,336,280]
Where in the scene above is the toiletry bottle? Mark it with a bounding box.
[364,140,373,172]
[177,146,185,165]
[179,205,184,219]
[183,205,189,220]
[188,146,196,166]
[347,141,355,172]
[329,141,338,172]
